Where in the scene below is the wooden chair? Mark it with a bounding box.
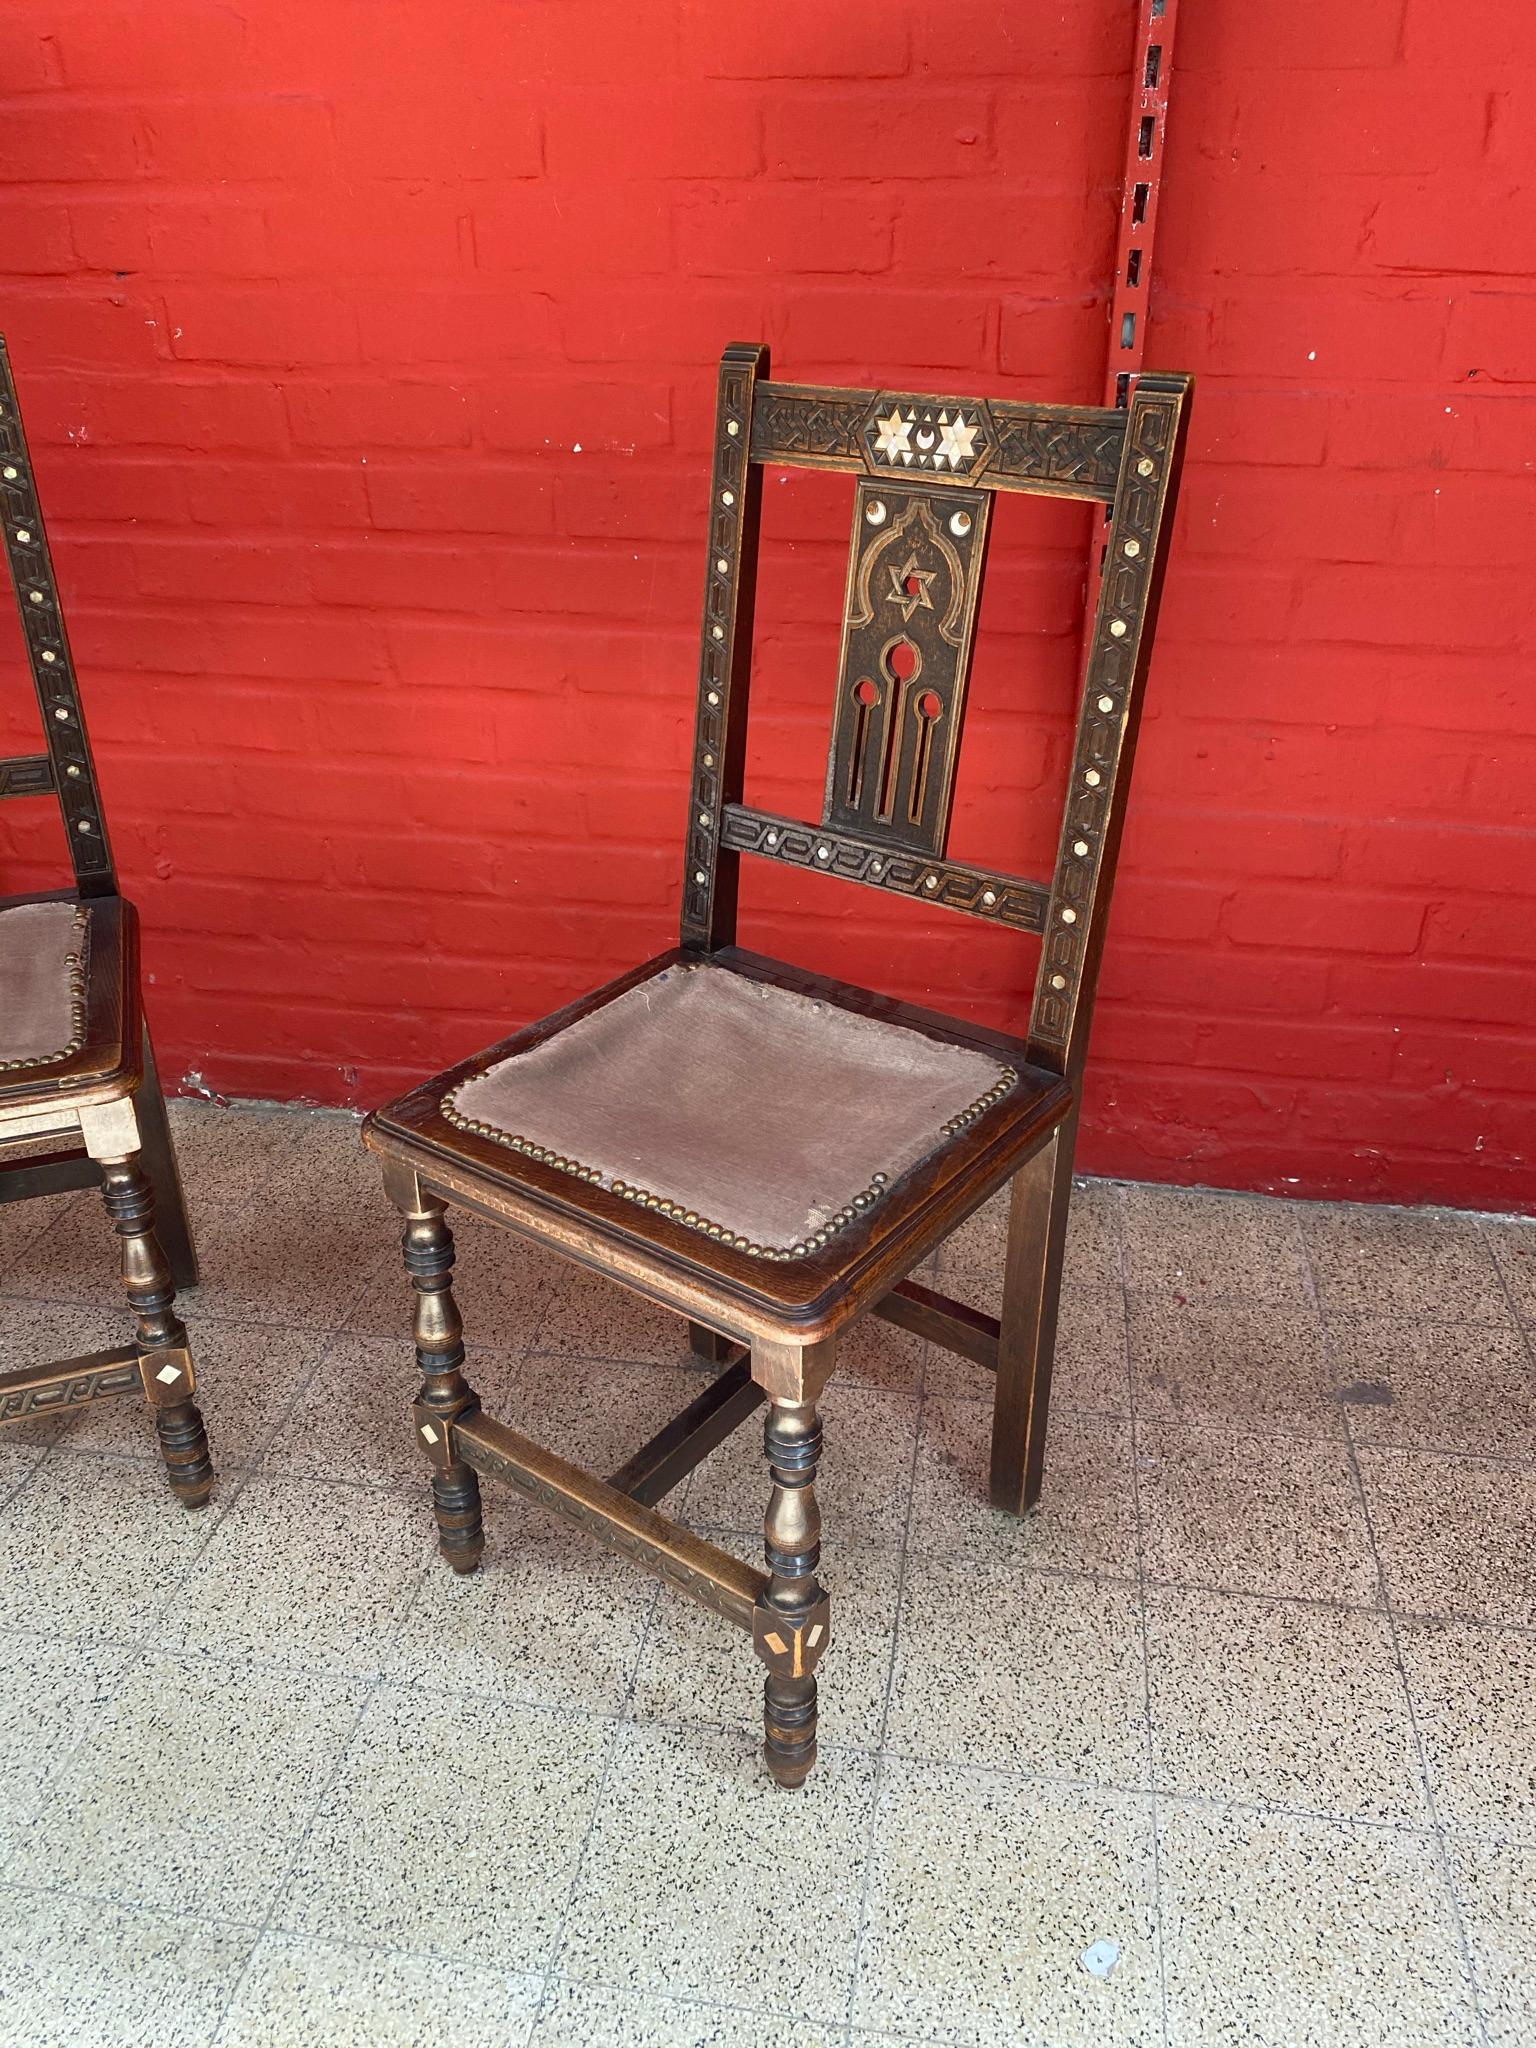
[0,339,212,1508]
[363,347,1191,1785]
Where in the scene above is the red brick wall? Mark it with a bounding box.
[1,0,1532,1211]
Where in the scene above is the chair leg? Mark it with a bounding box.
[100,1155,214,1509]
[754,1397,831,1789]
[688,1321,736,1367]
[988,1116,1077,1516]
[398,1194,484,1575]
[134,1023,199,1291]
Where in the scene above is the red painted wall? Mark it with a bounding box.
[0,0,1532,1211]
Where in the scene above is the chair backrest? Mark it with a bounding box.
[0,337,116,898]
[679,343,1191,1082]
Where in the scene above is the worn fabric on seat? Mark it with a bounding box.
[0,900,88,1072]
[444,961,1017,1255]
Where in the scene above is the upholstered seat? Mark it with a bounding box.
[0,900,89,1072]
[444,959,1019,1258]
[0,893,138,1110]
[371,946,1071,1327]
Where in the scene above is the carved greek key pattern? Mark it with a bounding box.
[825,481,989,854]
[0,341,114,887]
[750,382,1126,502]
[1029,381,1186,1059]
[722,803,1050,935]
[456,1419,765,1631]
[0,1347,141,1425]
[681,345,762,946]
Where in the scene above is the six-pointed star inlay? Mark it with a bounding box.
[885,549,936,621]
[873,405,913,462]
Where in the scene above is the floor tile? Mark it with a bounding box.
[558,1723,875,2022]
[0,1188,74,1276]
[345,1210,558,1350]
[1358,1446,1536,1626]
[853,1759,1160,2046]
[263,1330,521,1491]
[925,1283,1131,1415]
[1129,1295,1340,1438]
[1446,1834,1536,2048]
[913,1399,1138,1580]
[9,1652,363,1921]
[1484,1215,1536,1325]
[1158,1805,1479,2047]
[277,1687,610,1967]
[530,1980,839,2046]
[507,1355,729,1482]
[0,1886,255,2048]
[0,1453,218,1645]
[631,1533,899,1753]
[1145,1583,1424,1821]
[0,1442,46,1502]
[2,1193,133,1308]
[176,1196,389,1329]
[165,1099,312,1205]
[1120,1184,1312,1306]
[834,1310,925,1396]
[0,1632,130,1861]
[887,1561,1147,1787]
[1304,1204,1512,1324]
[1136,1421,1380,1604]
[1331,1313,1536,1459]
[1399,1616,1536,1837]
[942,1176,1124,1299]
[0,1299,122,1451]
[154,1474,433,1677]
[682,1383,916,1551]
[388,1496,657,1715]
[532,1265,695,1369]
[216,1932,541,2048]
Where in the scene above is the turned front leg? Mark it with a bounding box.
[400,1197,484,1574]
[753,1399,831,1789]
[99,1156,213,1510]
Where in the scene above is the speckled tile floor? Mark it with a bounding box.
[2,1101,1534,2047]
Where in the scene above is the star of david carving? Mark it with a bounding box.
[885,550,935,621]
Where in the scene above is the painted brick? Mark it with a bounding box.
[0,0,1530,1212]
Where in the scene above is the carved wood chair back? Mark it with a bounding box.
[0,338,211,1512]
[0,336,117,898]
[681,345,1191,1082]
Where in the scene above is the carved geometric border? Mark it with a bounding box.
[0,342,113,885]
[1029,383,1185,1057]
[722,804,1050,934]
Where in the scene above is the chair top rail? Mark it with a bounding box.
[749,379,1127,504]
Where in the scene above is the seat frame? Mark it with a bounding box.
[0,339,211,1508]
[364,344,1191,1785]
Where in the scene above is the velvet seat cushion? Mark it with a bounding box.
[443,961,1018,1256]
[0,900,88,1072]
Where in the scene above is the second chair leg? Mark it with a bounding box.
[754,1398,831,1789]
[133,1025,199,1292]
[989,1115,1077,1517]
[400,1195,484,1574]
[100,1155,213,1509]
